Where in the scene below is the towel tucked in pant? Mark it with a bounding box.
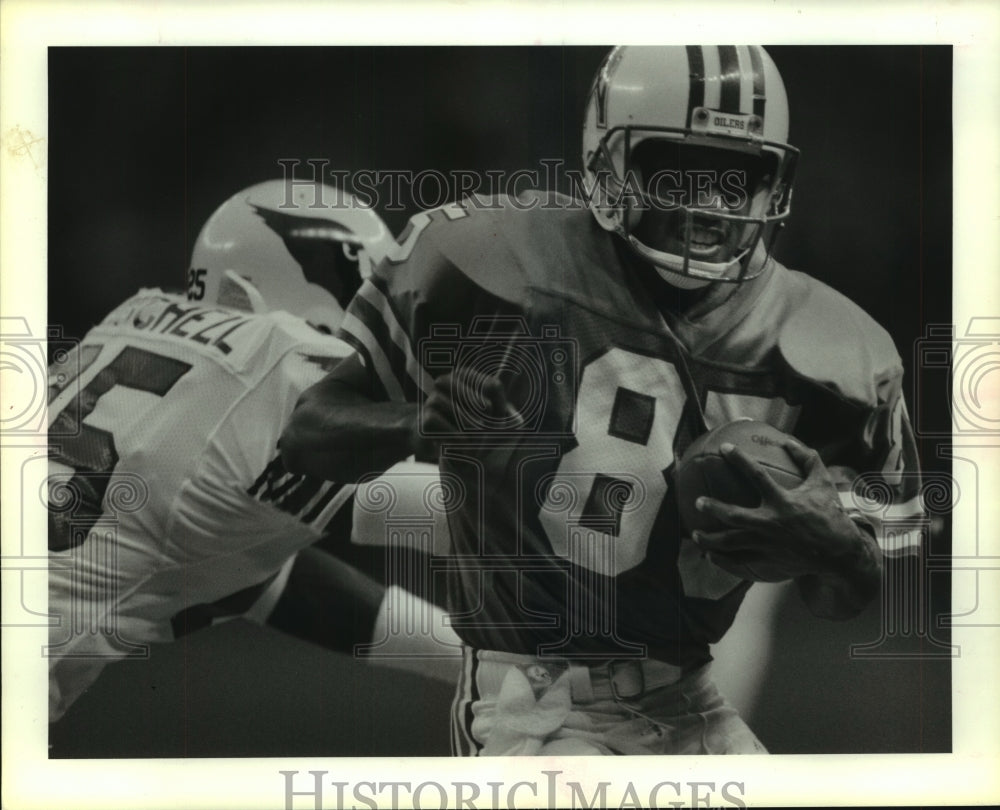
[451,648,767,756]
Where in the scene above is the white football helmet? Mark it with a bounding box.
[189,180,393,333]
[582,46,798,286]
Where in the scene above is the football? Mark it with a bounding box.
[675,419,806,582]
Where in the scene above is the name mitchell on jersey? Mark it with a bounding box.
[103,292,254,355]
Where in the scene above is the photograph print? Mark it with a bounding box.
[37,43,955,765]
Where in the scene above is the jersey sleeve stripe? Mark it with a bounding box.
[267,472,307,503]
[248,462,301,504]
[838,490,925,556]
[349,289,422,401]
[247,456,284,497]
[358,280,435,398]
[300,481,344,524]
[274,475,326,516]
[303,482,356,531]
[336,331,391,401]
[340,311,407,401]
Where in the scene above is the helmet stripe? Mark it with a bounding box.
[717,45,741,113]
[735,46,755,114]
[700,46,723,110]
[684,45,705,127]
[748,45,766,119]
[593,46,624,130]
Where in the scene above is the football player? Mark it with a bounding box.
[279,47,923,755]
[47,179,459,723]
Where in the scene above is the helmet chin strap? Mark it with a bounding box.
[654,265,714,290]
[625,234,748,287]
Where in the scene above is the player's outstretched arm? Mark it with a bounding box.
[279,353,421,482]
[693,440,883,620]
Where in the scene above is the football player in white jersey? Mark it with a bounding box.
[47,180,460,723]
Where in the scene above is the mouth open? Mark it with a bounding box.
[683,220,727,257]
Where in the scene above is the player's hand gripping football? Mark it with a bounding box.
[691,440,876,583]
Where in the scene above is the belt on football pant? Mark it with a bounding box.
[474,649,687,703]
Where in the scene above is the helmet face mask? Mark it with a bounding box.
[189,180,394,334]
[582,46,799,286]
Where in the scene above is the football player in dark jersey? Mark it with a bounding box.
[279,46,923,755]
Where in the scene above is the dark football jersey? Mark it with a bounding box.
[338,191,921,667]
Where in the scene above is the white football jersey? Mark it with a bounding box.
[47,290,354,720]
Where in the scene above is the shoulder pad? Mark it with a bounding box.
[777,271,902,407]
[379,192,602,307]
[419,195,532,303]
[254,309,353,357]
[372,200,524,307]
[98,289,175,329]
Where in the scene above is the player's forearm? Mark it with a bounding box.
[279,380,419,481]
[795,521,882,620]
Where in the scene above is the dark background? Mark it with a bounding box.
[48,45,952,756]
